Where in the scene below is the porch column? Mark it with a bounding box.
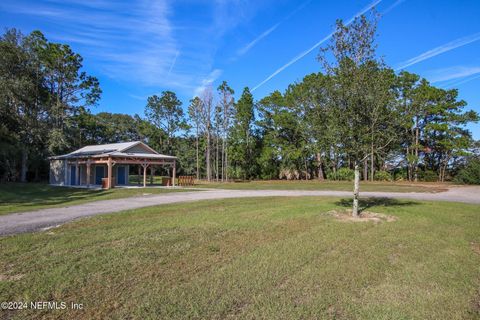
[76,162,80,185]
[172,160,176,187]
[107,157,113,189]
[150,166,155,185]
[86,160,91,188]
[142,162,149,188]
[137,165,141,185]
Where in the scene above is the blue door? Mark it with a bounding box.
[117,166,126,185]
[95,166,105,185]
[70,167,76,185]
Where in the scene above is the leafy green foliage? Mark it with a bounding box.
[374,170,392,181]
[145,91,186,155]
[1,24,478,184]
[0,29,100,181]
[229,87,256,179]
[418,170,438,182]
[454,159,480,184]
[327,168,355,181]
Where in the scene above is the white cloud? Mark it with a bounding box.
[395,32,480,70]
[1,0,182,87]
[193,69,223,97]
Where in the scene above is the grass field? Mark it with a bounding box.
[0,183,194,215]
[0,180,449,216]
[0,197,479,319]
[196,179,450,193]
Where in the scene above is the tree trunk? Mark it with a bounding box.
[414,120,419,182]
[225,141,229,182]
[370,145,374,182]
[215,134,219,182]
[304,158,308,181]
[406,146,412,182]
[195,133,199,180]
[363,158,368,181]
[221,136,225,182]
[20,148,28,183]
[206,131,211,181]
[352,163,360,217]
[316,152,324,181]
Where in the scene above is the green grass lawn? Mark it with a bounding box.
[128,175,168,185]
[0,197,479,319]
[0,183,195,215]
[196,179,450,193]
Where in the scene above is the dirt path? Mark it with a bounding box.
[1,186,479,236]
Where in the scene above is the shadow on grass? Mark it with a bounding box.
[335,197,419,213]
[0,183,110,209]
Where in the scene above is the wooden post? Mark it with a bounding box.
[150,167,155,185]
[137,165,141,185]
[142,163,149,188]
[172,160,176,187]
[75,163,80,186]
[107,157,113,189]
[352,162,360,217]
[86,160,91,188]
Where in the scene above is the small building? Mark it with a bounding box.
[49,141,177,188]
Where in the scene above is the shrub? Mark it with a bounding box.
[454,159,480,184]
[374,170,392,181]
[327,167,355,181]
[419,170,438,182]
[392,167,408,181]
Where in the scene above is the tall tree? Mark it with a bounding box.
[37,32,101,154]
[230,87,255,180]
[395,71,421,181]
[145,91,185,155]
[188,97,203,180]
[318,12,395,216]
[0,29,100,182]
[199,87,214,181]
[217,81,235,181]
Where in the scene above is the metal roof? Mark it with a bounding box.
[49,141,177,160]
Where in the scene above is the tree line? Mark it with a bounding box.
[1,15,479,185]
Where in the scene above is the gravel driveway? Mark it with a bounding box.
[1,186,479,236]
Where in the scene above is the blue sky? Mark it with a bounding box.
[1,0,479,138]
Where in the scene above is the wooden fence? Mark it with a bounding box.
[162,176,195,186]
[178,176,195,186]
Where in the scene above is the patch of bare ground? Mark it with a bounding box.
[471,242,480,255]
[0,273,24,281]
[327,209,397,223]
[471,288,480,317]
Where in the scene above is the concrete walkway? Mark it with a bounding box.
[1,187,479,236]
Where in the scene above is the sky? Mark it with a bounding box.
[1,0,479,138]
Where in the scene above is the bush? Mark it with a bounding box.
[374,170,392,181]
[392,167,408,181]
[419,170,438,182]
[327,167,355,181]
[454,159,480,184]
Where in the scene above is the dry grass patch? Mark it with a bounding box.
[327,209,397,223]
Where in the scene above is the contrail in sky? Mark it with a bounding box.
[236,0,312,57]
[395,32,480,71]
[167,50,179,77]
[251,0,382,92]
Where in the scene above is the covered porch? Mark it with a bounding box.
[67,155,176,189]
